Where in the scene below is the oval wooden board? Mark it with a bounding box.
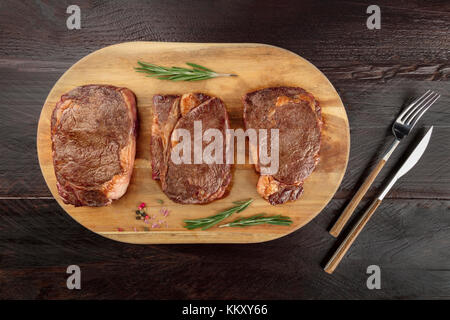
[37,42,349,244]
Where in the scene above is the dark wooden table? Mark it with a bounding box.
[1,0,449,299]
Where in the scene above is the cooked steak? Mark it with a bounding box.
[243,87,322,205]
[151,94,181,180]
[151,93,231,204]
[151,93,210,180]
[51,85,137,207]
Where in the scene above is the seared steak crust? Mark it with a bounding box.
[151,94,180,180]
[151,93,231,204]
[51,85,137,207]
[151,93,211,180]
[243,86,322,205]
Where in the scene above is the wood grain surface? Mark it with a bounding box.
[0,0,449,299]
[37,42,349,243]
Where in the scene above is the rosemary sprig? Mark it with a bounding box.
[183,199,253,230]
[219,214,293,228]
[135,61,237,81]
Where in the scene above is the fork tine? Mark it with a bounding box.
[398,90,431,120]
[404,91,439,124]
[408,93,440,129]
[399,90,433,121]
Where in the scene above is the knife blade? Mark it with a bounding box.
[378,126,433,200]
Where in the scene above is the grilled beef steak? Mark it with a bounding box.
[151,93,231,204]
[51,85,137,207]
[243,87,322,205]
[151,93,210,180]
[151,94,181,180]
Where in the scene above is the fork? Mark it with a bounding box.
[329,90,440,237]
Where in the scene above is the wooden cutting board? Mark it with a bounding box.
[37,42,349,244]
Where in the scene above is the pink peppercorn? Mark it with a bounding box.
[138,202,146,210]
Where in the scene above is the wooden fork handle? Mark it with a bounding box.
[329,158,386,237]
[324,198,382,274]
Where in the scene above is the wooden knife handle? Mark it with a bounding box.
[324,198,382,274]
[329,159,386,237]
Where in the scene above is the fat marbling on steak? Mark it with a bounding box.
[243,86,322,205]
[151,93,231,204]
[51,85,137,207]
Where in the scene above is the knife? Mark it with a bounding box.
[324,126,434,274]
